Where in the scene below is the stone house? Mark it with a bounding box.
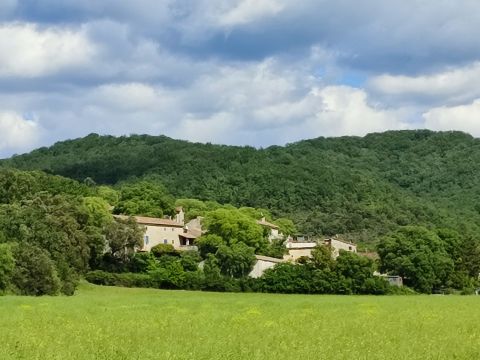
[323,237,357,258]
[284,236,357,261]
[115,207,199,251]
[249,255,284,278]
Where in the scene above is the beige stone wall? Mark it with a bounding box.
[249,260,279,278]
[283,248,314,261]
[328,239,357,258]
[269,228,280,239]
[142,225,184,251]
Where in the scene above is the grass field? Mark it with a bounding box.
[0,283,479,360]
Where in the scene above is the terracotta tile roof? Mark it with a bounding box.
[114,215,183,227]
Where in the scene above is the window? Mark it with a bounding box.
[172,228,174,231]
[348,246,352,251]
[163,239,168,244]
[144,236,149,245]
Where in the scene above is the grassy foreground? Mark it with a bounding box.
[0,283,479,360]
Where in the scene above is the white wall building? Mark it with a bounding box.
[115,207,199,251]
[249,255,284,278]
[284,237,357,261]
[323,238,357,258]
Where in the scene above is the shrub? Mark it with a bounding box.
[261,263,312,294]
[128,252,158,273]
[85,271,153,288]
[215,243,256,278]
[0,243,14,293]
[149,261,185,289]
[151,244,178,258]
[196,234,225,259]
[180,251,202,272]
[182,271,205,290]
[12,244,61,296]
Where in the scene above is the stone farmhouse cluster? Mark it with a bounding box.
[119,207,363,278]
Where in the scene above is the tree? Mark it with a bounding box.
[83,196,113,228]
[97,186,119,206]
[204,209,265,250]
[335,250,381,294]
[0,243,14,293]
[151,244,178,258]
[196,234,225,258]
[114,179,175,217]
[104,217,144,266]
[274,218,297,236]
[180,251,202,272]
[11,244,61,296]
[261,263,312,294]
[258,238,287,259]
[215,243,256,278]
[458,236,480,280]
[310,245,334,270]
[378,226,454,293]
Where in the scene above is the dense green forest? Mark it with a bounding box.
[0,168,393,296]
[3,130,480,243]
[2,128,480,295]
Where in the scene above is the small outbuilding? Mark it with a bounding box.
[249,255,284,278]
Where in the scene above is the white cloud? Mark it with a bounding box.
[0,55,413,154]
[0,112,40,153]
[218,0,285,27]
[0,23,97,77]
[423,99,480,136]
[91,83,161,111]
[369,62,480,106]
[302,86,410,137]
[172,63,409,143]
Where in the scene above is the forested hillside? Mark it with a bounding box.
[3,130,480,241]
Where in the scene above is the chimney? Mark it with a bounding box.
[175,206,185,225]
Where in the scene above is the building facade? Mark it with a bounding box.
[115,208,199,251]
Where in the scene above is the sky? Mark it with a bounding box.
[1,0,480,157]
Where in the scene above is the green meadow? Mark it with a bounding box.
[1,283,479,360]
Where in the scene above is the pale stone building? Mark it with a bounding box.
[323,238,357,259]
[284,241,318,261]
[284,237,357,261]
[115,207,199,251]
[249,255,284,278]
[256,217,283,242]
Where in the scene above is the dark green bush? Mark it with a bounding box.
[85,271,153,288]
[151,244,178,258]
[12,244,61,296]
[0,243,14,293]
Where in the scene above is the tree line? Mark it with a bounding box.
[4,130,480,244]
[1,162,479,296]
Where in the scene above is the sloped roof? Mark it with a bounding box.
[179,232,198,239]
[114,215,183,227]
[256,219,279,229]
[255,255,284,263]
